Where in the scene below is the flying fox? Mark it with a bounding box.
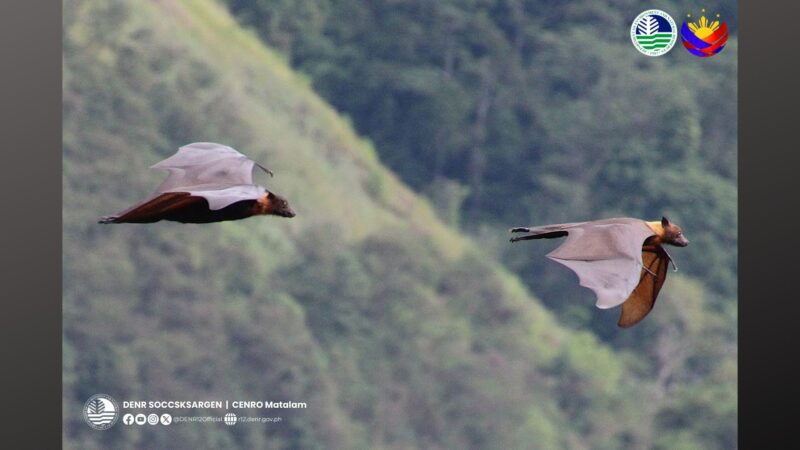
[510,216,688,327]
[99,142,295,224]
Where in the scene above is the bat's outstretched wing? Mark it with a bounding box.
[617,245,670,328]
[151,142,269,210]
[151,142,262,194]
[513,218,656,309]
[99,192,202,223]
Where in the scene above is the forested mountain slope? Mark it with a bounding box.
[226,0,738,309]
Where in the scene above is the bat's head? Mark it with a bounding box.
[661,216,688,247]
[264,191,296,218]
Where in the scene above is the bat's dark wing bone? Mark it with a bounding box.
[510,222,585,241]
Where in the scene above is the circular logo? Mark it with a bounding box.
[83,394,120,430]
[630,10,678,56]
[224,412,237,426]
[160,413,173,425]
[680,11,728,57]
[135,413,147,425]
[147,413,159,425]
[122,413,135,425]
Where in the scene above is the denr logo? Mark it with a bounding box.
[83,394,120,430]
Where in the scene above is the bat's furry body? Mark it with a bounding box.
[99,143,295,224]
[510,217,688,327]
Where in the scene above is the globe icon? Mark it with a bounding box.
[224,412,237,426]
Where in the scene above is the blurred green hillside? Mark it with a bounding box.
[225,0,738,302]
[63,0,735,449]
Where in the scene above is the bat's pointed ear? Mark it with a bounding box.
[661,216,670,227]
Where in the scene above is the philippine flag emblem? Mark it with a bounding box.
[681,10,728,57]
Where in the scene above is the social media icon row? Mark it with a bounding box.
[122,413,172,425]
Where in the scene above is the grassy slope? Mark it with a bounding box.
[63,1,733,449]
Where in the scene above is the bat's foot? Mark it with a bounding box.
[98,216,118,224]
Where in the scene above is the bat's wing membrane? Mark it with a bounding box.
[182,185,266,210]
[151,143,258,194]
[543,219,656,309]
[149,143,269,210]
[617,246,669,328]
[101,192,203,223]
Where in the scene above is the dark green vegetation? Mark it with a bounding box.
[227,0,737,296]
[64,0,736,449]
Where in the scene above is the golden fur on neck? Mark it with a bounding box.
[254,193,274,215]
[645,219,687,247]
[645,220,664,235]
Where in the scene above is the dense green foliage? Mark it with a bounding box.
[64,0,735,449]
[227,0,737,299]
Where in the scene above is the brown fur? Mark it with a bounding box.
[101,192,203,223]
[618,245,669,327]
[618,216,687,327]
[645,218,687,247]
[254,192,295,218]
[100,191,295,224]
[254,193,273,215]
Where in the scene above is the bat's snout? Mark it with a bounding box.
[673,235,689,247]
[266,194,296,218]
